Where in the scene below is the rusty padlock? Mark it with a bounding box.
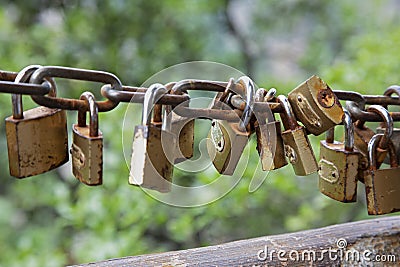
[207,76,254,175]
[71,92,103,185]
[278,95,318,176]
[254,88,287,171]
[318,110,359,202]
[288,75,344,136]
[129,83,175,192]
[364,133,400,215]
[376,85,400,164]
[5,65,68,178]
[164,81,195,163]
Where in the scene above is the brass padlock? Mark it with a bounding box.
[376,85,400,164]
[318,110,359,202]
[71,92,103,185]
[278,95,318,176]
[163,104,194,164]
[364,134,400,215]
[254,88,287,170]
[129,83,175,192]
[207,76,254,175]
[5,65,68,178]
[288,75,344,136]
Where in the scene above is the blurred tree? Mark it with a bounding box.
[0,0,397,266]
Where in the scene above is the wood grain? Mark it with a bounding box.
[72,216,400,267]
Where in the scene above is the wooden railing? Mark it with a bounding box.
[73,216,400,266]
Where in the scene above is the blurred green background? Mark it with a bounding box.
[0,0,399,266]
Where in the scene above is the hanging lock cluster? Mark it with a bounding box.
[1,65,400,215]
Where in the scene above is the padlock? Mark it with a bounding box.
[277,95,318,176]
[288,75,344,136]
[364,134,400,215]
[318,110,359,202]
[129,83,175,193]
[353,105,392,180]
[207,76,254,175]
[376,85,400,164]
[163,101,194,164]
[71,92,103,185]
[254,88,287,170]
[5,65,68,178]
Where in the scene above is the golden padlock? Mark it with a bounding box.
[163,80,195,163]
[254,88,287,171]
[318,110,359,202]
[5,65,68,178]
[278,95,318,176]
[71,92,103,185]
[288,75,344,136]
[129,83,175,193]
[364,133,400,215]
[207,77,254,175]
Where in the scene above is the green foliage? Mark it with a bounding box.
[0,0,397,266]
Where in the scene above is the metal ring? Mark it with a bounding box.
[30,66,122,112]
[78,92,99,137]
[366,105,393,149]
[142,83,168,125]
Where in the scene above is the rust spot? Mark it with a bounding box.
[317,89,335,108]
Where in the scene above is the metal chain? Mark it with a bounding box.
[1,65,400,123]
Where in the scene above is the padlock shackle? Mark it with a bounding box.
[277,95,299,131]
[78,92,99,137]
[142,83,167,126]
[368,134,398,170]
[236,76,255,131]
[255,88,267,102]
[366,105,393,150]
[343,110,355,151]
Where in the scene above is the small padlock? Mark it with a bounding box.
[288,75,344,136]
[71,92,103,185]
[129,83,175,193]
[278,95,318,176]
[5,65,68,178]
[168,82,195,163]
[207,76,254,175]
[376,85,400,164]
[318,110,359,202]
[353,105,392,179]
[254,88,287,171]
[364,133,400,215]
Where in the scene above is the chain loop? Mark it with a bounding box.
[29,66,122,112]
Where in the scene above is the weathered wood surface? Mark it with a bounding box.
[73,216,400,267]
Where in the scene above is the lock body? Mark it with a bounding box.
[5,107,68,178]
[71,124,103,185]
[170,112,194,163]
[129,124,175,193]
[281,127,318,176]
[365,167,400,215]
[207,119,250,175]
[255,120,287,171]
[319,141,359,202]
[288,75,343,136]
